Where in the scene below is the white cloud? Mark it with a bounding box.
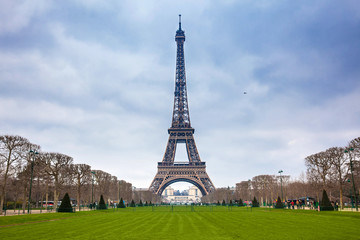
[0,0,51,34]
[1,0,360,189]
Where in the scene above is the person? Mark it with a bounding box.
[291,200,295,209]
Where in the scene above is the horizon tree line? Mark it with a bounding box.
[0,135,135,214]
[202,137,360,207]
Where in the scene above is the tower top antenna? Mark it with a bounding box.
[179,14,182,30]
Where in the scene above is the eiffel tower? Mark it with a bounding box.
[149,15,215,196]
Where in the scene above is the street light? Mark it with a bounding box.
[347,179,354,208]
[28,150,39,214]
[344,148,358,211]
[278,170,284,202]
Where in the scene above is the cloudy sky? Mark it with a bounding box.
[1,0,360,189]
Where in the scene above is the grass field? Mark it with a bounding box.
[0,206,359,239]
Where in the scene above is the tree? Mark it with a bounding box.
[252,197,259,207]
[42,152,73,209]
[0,135,31,215]
[252,175,277,206]
[327,147,348,209]
[305,152,332,190]
[58,193,73,212]
[71,164,91,211]
[320,189,334,211]
[98,194,107,210]
[238,199,243,207]
[92,170,112,203]
[119,180,132,203]
[275,196,283,209]
[139,199,143,207]
[130,200,135,207]
[222,200,226,206]
[118,197,126,208]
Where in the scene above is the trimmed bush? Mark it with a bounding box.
[139,200,143,207]
[130,200,136,207]
[117,197,126,208]
[275,196,284,209]
[320,189,334,211]
[222,200,226,206]
[217,201,220,206]
[252,197,259,207]
[58,193,73,212]
[238,199,244,207]
[98,195,107,210]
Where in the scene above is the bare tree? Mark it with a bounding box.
[252,175,276,205]
[326,147,348,208]
[42,152,73,208]
[305,151,332,190]
[119,180,132,204]
[235,181,250,201]
[92,170,112,203]
[0,135,30,214]
[71,164,91,211]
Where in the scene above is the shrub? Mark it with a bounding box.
[58,193,73,212]
[118,197,126,208]
[320,189,334,211]
[139,200,143,207]
[222,200,226,206]
[98,195,107,210]
[252,197,259,207]
[238,199,244,207]
[217,201,220,206]
[130,200,136,207]
[275,196,284,209]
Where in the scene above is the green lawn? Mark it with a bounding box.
[0,206,359,239]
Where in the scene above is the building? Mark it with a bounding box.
[162,185,202,204]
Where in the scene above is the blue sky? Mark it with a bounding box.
[1,0,360,188]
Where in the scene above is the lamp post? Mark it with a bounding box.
[28,150,39,214]
[278,170,284,202]
[91,171,95,207]
[347,179,354,208]
[344,148,358,211]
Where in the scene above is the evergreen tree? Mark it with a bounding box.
[98,195,107,210]
[58,193,73,212]
[238,199,243,207]
[222,200,226,206]
[130,200,136,207]
[117,197,126,208]
[252,197,259,207]
[149,201,152,206]
[217,201,220,206]
[229,200,233,206]
[275,196,284,209]
[139,199,143,207]
[320,189,334,211]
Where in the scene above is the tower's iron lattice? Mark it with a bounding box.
[149,15,215,196]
